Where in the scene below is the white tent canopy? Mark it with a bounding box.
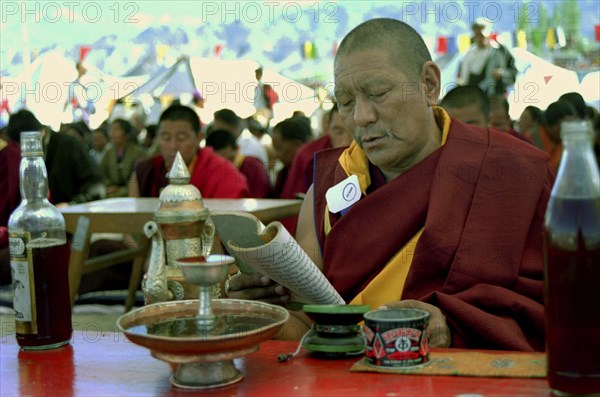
[579,71,600,109]
[508,48,582,120]
[3,51,147,130]
[126,55,320,124]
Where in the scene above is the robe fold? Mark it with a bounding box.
[279,135,334,234]
[136,147,250,198]
[314,118,553,351]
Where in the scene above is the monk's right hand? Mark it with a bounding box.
[226,272,290,305]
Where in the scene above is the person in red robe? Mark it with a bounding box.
[280,103,353,200]
[130,105,249,198]
[279,104,353,233]
[271,116,312,198]
[0,135,21,285]
[205,128,272,198]
[227,18,554,352]
[539,100,579,172]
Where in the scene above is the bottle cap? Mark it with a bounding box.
[20,131,44,156]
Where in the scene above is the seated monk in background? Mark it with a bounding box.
[227,18,554,352]
[279,103,352,233]
[441,85,532,144]
[280,103,353,200]
[271,117,312,198]
[206,128,272,198]
[130,105,250,198]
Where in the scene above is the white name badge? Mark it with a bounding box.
[325,174,361,214]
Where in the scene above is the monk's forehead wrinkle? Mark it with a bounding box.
[335,58,392,79]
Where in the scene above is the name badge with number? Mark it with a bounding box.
[325,174,361,214]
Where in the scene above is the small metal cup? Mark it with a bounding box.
[176,255,234,328]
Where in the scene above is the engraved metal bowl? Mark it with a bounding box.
[117,299,289,389]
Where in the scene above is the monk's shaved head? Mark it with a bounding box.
[441,85,490,118]
[335,18,432,81]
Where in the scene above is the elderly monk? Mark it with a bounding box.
[130,105,250,198]
[228,18,553,352]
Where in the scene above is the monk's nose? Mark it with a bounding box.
[353,97,377,128]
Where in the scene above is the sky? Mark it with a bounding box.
[1,0,599,77]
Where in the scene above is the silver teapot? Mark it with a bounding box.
[142,152,217,304]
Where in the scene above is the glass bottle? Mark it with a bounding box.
[543,120,600,395]
[8,131,72,350]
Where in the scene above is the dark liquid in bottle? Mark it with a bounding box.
[17,241,72,349]
[544,197,600,395]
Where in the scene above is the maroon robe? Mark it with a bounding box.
[239,156,272,198]
[1,140,22,284]
[280,135,332,199]
[278,136,333,234]
[136,147,250,198]
[1,140,21,229]
[314,119,554,352]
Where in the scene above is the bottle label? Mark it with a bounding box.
[9,232,37,334]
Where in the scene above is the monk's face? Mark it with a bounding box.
[334,49,440,176]
[518,109,535,134]
[109,122,129,148]
[488,103,511,132]
[215,146,237,163]
[272,129,301,168]
[327,110,352,148]
[158,119,200,169]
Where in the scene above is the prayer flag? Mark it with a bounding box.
[436,37,448,54]
[214,44,223,58]
[447,36,457,55]
[517,30,527,49]
[556,27,566,48]
[546,28,557,49]
[457,34,471,54]
[302,41,318,59]
[79,46,91,62]
[156,44,169,64]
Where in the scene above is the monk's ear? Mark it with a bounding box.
[420,61,441,106]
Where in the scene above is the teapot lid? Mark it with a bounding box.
[155,152,208,223]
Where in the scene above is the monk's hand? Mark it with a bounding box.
[379,299,451,348]
[226,272,290,305]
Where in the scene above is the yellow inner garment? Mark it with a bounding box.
[326,106,451,308]
[234,152,245,170]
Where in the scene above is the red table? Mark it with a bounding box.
[1,332,551,396]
